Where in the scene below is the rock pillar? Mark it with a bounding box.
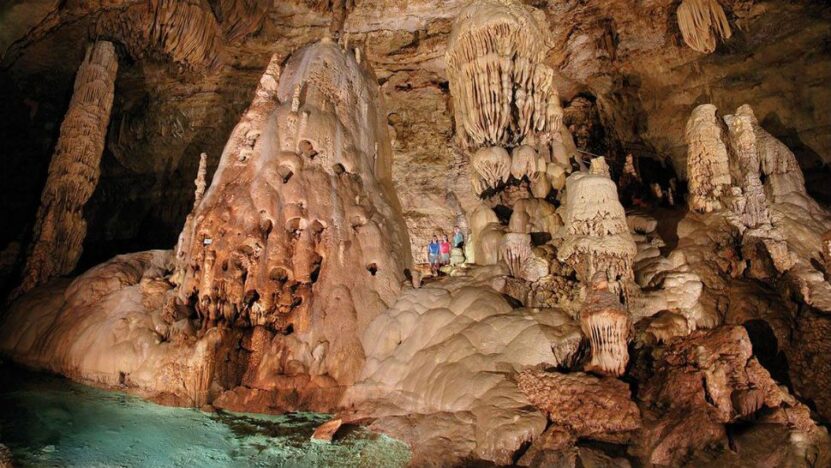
[17,41,118,295]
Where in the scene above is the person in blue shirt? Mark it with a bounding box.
[452,226,464,249]
[427,235,441,276]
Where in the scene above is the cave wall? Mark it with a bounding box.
[0,0,830,282]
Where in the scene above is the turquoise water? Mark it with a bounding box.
[0,365,410,467]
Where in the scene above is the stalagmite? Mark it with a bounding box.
[193,152,208,209]
[685,104,731,213]
[676,0,732,54]
[580,273,631,377]
[172,152,210,288]
[558,158,637,295]
[16,41,118,296]
[724,113,770,228]
[734,104,807,201]
[445,0,562,150]
[174,39,411,389]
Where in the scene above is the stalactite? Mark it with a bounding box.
[95,0,224,71]
[677,0,732,54]
[15,41,118,297]
[471,146,511,192]
[498,233,532,278]
[580,274,631,377]
[211,0,269,43]
[445,0,562,150]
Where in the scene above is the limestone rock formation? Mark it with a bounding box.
[1,1,831,466]
[341,266,582,465]
[174,39,412,397]
[2,251,223,406]
[445,0,561,149]
[16,41,118,296]
[94,0,225,71]
[734,104,808,203]
[517,369,641,442]
[579,275,631,376]
[636,326,830,466]
[676,0,732,54]
[685,104,731,213]
[558,158,637,294]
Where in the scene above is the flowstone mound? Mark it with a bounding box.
[340,265,583,465]
[1,251,221,406]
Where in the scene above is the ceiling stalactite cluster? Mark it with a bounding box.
[0,0,831,466]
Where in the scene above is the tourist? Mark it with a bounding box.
[427,235,441,275]
[440,235,451,266]
[452,226,464,248]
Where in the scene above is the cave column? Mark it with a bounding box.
[17,40,118,295]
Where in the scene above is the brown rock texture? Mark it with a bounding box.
[636,326,828,466]
[517,369,641,441]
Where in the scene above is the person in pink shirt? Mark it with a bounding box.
[439,235,451,266]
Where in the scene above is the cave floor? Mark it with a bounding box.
[0,364,410,467]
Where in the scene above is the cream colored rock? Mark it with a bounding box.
[471,146,511,190]
[685,104,731,213]
[342,266,581,464]
[724,112,770,229]
[499,233,532,278]
[469,205,503,265]
[445,0,561,149]
[546,162,568,191]
[477,223,507,266]
[529,171,552,198]
[676,0,732,54]
[644,311,691,344]
[509,198,561,237]
[734,104,807,203]
[511,145,538,180]
[558,158,637,294]
[2,251,222,406]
